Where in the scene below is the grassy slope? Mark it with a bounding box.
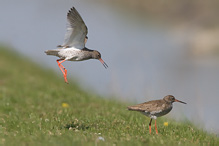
[0,47,218,145]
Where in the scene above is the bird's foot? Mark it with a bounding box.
[63,68,68,84]
[63,74,68,84]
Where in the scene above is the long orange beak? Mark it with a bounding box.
[175,99,187,104]
[99,58,108,69]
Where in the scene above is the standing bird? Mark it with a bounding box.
[127,95,186,134]
[45,7,108,83]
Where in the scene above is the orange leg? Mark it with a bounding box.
[56,59,65,75]
[56,59,68,83]
[155,119,158,134]
[149,118,152,134]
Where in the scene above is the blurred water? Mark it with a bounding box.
[1,0,219,134]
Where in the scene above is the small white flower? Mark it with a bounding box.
[98,136,105,141]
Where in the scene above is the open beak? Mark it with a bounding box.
[175,99,187,104]
[99,58,108,69]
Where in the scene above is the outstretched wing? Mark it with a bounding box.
[61,7,88,49]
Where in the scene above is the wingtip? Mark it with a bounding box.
[67,6,81,19]
[69,7,76,12]
[67,7,75,14]
[127,105,143,111]
[127,106,133,110]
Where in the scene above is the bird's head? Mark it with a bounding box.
[93,50,108,69]
[163,95,186,104]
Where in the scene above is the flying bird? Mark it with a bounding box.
[45,7,108,83]
[128,95,186,134]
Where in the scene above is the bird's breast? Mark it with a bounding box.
[142,104,173,118]
[58,48,89,61]
[152,106,173,117]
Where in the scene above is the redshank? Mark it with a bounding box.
[127,95,186,134]
[45,7,108,83]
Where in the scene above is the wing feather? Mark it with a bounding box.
[128,100,166,112]
[61,7,88,49]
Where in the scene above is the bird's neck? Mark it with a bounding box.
[79,48,95,60]
[82,47,94,52]
[164,100,173,105]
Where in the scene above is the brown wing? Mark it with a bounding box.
[128,100,167,112]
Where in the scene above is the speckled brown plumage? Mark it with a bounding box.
[128,95,186,134]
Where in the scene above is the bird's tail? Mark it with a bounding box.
[127,106,139,111]
[44,49,59,56]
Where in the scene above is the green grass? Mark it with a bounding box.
[0,46,218,145]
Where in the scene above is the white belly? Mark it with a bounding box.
[58,48,84,61]
[142,106,172,119]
